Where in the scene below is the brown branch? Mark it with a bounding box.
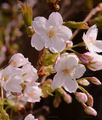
[71,3,102,40]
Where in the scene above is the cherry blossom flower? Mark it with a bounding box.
[9,53,29,67]
[0,53,39,96]
[52,53,86,93]
[31,12,72,53]
[83,25,102,53]
[0,65,22,93]
[24,114,38,120]
[6,82,42,103]
[24,83,42,103]
[83,52,102,71]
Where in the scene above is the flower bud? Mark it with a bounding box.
[84,106,97,116]
[78,79,90,86]
[78,52,93,64]
[63,91,72,104]
[53,95,61,108]
[66,41,73,48]
[87,77,101,85]
[75,92,88,103]
[86,93,94,107]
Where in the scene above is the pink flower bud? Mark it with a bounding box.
[87,77,101,85]
[75,92,88,103]
[78,52,93,64]
[84,106,97,116]
[86,93,94,107]
[63,91,72,104]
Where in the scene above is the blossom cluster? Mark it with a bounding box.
[0,53,42,103]
[31,12,102,92]
[0,11,102,119]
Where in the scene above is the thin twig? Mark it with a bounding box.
[71,3,102,40]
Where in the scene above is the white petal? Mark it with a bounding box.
[74,64,86,78]
[49,37,66,53]
[32,17,47,33]
[64,76,78,93]
[48,12,63,26]
[86,25,98,40]
[31,34,44,50]
[54,53,78,72]
[24,85,42,103]
[57,25,72,41]
[4,77,22,93]
[24,114,35,120]
[65,54,79,70]
[93,40,102,53]
[52,72,64,90]
[9,53,29,67]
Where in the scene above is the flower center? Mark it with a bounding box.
[63,69,70,76]
[62,68,75,76]
[28,91,34,97]
[47,30,56,38]
[4,75,9,81]
[47,27,56,38]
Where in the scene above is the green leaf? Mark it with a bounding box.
[21,3,32,26]
[64,21,89,29]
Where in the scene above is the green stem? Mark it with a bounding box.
[79,86,88,94]
[72,42,85,48]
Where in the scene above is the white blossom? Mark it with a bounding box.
[0,65,22,93]
[31,12,72,53]
[24,114,38,120]
[9,53,29,67]
[24,83,42,103]
[83,25,102,53]
[0,53,39,96]
[52,53,86,93]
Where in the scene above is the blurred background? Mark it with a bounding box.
[0,0,102,120]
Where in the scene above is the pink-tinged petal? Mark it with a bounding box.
[57,25,72,41]
[31,34,44,51]
[49,37,66,53]
[32,17,47,34]
[64,76,78,93]
[93,40,102,53]
[87,53,102,71]
[52,72,64,90]
[88,62,102,71]
[48,12,63,26]
[74,64,86,79]
[86,25,98,41]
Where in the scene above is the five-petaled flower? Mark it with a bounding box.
[31,12,72,53]
[83,25,102,53]
[52,53,86,93]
